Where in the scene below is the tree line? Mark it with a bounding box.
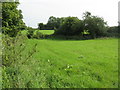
[1,1,118,39]
[38,12,118,39]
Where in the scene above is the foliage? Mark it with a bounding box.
[38,23,45,30]
[38,12,108,39]
[27,27,35,39]
[2,34,37,88]
[105,26,118,37]
[55,17,84,36]
[2,1,25,37]
[46,16,57,30]
[46,16,66,30]
[83,12,107,38]
[107,26,118,33]
[2,34,37,66]
[38,16,65,30]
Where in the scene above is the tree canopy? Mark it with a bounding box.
[53,12,108,38]
[2,1,25,37]
[83,12,107,38]
[55,17,84,36]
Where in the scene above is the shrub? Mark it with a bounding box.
[106,26,118,37]
[27,28,35,39]
[2,34,28,66]
[2,34,37,88]
[2,27,19,37]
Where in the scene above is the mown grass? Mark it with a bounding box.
[3,37,118,88]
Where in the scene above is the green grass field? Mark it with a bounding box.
[21,30,54,35]
[3,37,118,88]
[2,30,118,88]
[38,30,54,35]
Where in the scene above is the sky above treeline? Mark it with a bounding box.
[18,0,119,28]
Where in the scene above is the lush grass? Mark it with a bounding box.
[21,30,54,35]
[38,30,54,35]
[3,38,118,88]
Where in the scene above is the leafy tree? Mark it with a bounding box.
[38,16,66,30]
[38,23,44,30]
[46,16,57,30]
[55,17,66,29]
[107,26,118,33]
[46,16,66,30]
[106,26,118,37]
[2,1,25,37]
[83,12,107,38]
[55,17,83,36]
[0,3,2,29]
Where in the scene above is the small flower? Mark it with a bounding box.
[48,59,50,62]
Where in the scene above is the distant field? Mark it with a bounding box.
[3,38,118,88]
[38,30,54,35]
[21,30,54,35]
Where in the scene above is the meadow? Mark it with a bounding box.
[2,2,118,88]
[2,31,118,88]
[21,30,54,35]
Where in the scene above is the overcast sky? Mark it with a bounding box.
[18,0,119,28]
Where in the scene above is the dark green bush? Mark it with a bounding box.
[2,2,26,37]
[54,17,83,36]
[27,28,35,39]
[83,12,107,39]
[2,27,19,37]
[106,26,118,37]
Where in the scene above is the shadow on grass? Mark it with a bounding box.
[43,34,92,41]
[30,34,118,41]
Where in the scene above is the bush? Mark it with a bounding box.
[107,26,118,33]
[106,26,118,37]
[2,34,38,88]
[2,34,28,66]
[2,27,19,37]
[27,28,35,39]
